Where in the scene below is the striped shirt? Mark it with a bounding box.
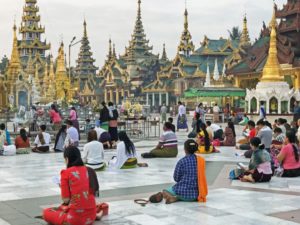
[159,130,177,147]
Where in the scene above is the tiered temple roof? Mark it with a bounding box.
[75,20,98,93]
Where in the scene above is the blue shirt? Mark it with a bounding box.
[173,154,198,199]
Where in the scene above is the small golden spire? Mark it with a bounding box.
[56,42,66,73]
[113,43,117,58]
[108,38,112,59]
[10,22,20,65]
[261,4,283,82]
[240,14,251,47]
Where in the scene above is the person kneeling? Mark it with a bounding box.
[142,122,178,158]
[109,131,137,169]
[239,137,272,183]
[149,140,208,204]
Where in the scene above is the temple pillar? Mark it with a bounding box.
[159,93,162,105]
[278,100,282,114]
[256,99,260,114]
[110,89,113,102]
[248,101,251,114]
[121,89,125,99]
[234,77,240,88]
[266,99,270,114]
[166,92,169,106]
[116,89,119,105]
[104,89,108,103]
[152,93,155,107]
[146,93,149,105]
[288,100,291,114]
[295,71,300,90]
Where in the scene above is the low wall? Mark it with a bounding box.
[247,114,294,123]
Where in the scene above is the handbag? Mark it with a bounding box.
[3,145,16,156]
[188,131,197,138]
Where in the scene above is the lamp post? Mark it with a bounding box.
[68,37,81,85]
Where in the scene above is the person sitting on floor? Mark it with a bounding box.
[43,146,100,225]
[206,121,223,140]
[196,123,213,154]
[94,121,112,149]
[237,120,256,150]
[277,131,300,177]
[149,139,207,204]
[239,137,272,183]
[83,130,105,171]
[109,131,137,169]
[168,117,176,133]
[221,121,236,146]
[238,114,249,126]
[141,122,178,158]
[64,120,79,148]
[15,128,30,154]
[0,123,11,145]
[54,125,67,152]
[32,125,51,153]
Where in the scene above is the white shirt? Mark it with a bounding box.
[210,124,221,132]
[94,127,106,140]
[213,106,220,113]
[82,141,105,170]
[178,105,186,116]
[34,132,51,147]
[109,142,136,169]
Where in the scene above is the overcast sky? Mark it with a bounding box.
[0,0,283,67]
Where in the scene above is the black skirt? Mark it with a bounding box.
[109,127,118,142]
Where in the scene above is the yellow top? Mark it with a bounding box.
[260,4,283,82]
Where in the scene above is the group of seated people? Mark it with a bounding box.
[235,118,300,181]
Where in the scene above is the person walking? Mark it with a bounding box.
[99,102,110,131]
[108,102,119,148]
[177,101,188,132]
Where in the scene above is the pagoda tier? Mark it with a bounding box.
[18,0,50,60]
[75,20,98,89]
[121,0,155,64]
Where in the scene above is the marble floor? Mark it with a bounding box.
[0,120,300,224]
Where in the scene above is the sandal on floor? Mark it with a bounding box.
[137,163,149,167]
[134,199,149,207]
[149,192,163,203]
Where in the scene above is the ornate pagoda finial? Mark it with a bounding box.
[161,43,168,61]
[108,38,112,60]
[83,19,87,38]
[113,43,117,58]
[240,14,251,48]
[56,42,66,73]
[178,7,194,57]
[261,3,283,82]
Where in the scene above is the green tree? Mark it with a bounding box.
[228,27,241,41]
[0,55,9,74]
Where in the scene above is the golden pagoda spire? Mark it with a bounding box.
[178,6,194,56]
[43,61,49,91]
[10,22,21,65]
[260,4,283,82]
[56,42,67,73]
[240,14,251,48]
[108,38,112,60]
[161,43,168,61]
[49,55,55,80]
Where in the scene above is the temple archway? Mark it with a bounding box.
[270,97,278,114]
[250,97,257,113]
[18,91,28,108]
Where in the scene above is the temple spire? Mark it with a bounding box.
[213,58,220,81]
[10,22,20,65]
[240,14,251,48]
[83,19,87,38]
[204,62,210,87]
[178,7,194,57]
[108,38,112,60]
[161,43,168,61]
[112,43,117,58]
[261,4,283,82]
[56,42,67,73]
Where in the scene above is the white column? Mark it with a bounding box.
[256,99,260,114]
[152,93,155,107]
[248,100,251,114]
[159,93,162,105]
[166,92,169,106]
[266,100,270,114]
[278,100,282,114]
[146,93,149,106]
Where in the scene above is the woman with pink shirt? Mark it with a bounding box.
[277,131,300,177]
[69,107,80,140]
[49,104,62,131]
